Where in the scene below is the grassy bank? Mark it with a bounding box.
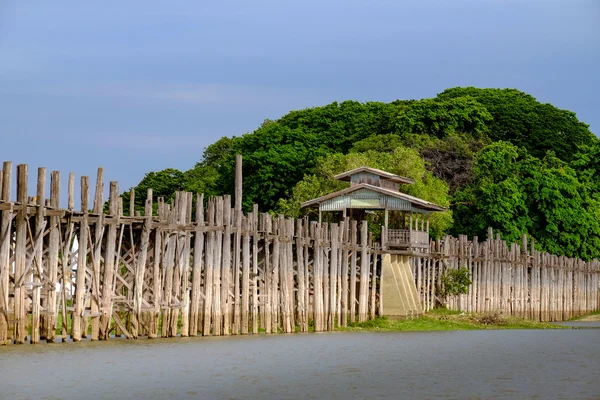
[569,309,600,322]
[340,309,565,332]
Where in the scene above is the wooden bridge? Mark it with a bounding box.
[0,157,599,346]
[0,158,381,345]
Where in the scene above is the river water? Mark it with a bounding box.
[1,327,599,400]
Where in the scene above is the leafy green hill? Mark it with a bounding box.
[123,87,600,260]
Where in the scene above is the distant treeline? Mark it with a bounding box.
[123,87,600,261]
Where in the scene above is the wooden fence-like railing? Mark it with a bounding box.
[0,162,380,345]
[412,230,600,321]
[1,160,599,346]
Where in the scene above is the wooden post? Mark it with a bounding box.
[264,214,273,334]
[0,163,12,344]
[202,198,215,336]
[296,219,306,331]
[251,205,259,334]
[233,155,243,335]
[190,194,204,336]
[212,196,224,336]
[349,220,358,323]
[99,182,118,339]
[89,168,103,341]
[31,167,46,343]
[68,173,75,211]
[358,221,369,322]
[271,218,281,333]
[72,176,89,342]
[241,216,250,334]
[44,171,60,342]
[179,192,192,337]
[14,165,28,344]
[132,189,152,339]
[328,224,339,330]
[312,222,322,332]
[221,196,231,335]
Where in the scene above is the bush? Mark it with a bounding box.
[441,266,472,296]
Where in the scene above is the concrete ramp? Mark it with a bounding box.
[380,254,422,318]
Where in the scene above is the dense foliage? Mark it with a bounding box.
[125,87,599,260]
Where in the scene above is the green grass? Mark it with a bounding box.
[568,309,600,321]
[340,309,565,332]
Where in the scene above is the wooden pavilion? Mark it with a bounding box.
[301,166,445,250]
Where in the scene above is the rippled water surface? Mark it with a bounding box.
[1,329,599,399]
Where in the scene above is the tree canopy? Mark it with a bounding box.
[122,87,599,259]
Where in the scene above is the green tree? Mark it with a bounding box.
[452,142,600,260]
[395,96,492,138]
[436,87,598,161]
[121,168,186,215]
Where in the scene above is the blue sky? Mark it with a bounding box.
[0,0,598,203]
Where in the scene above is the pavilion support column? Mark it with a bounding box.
[383,208,389,250]
[318,207,322,224]
[384,208,389,230]
[409,211,413,244]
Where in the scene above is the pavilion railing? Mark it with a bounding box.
[385,229,429,248]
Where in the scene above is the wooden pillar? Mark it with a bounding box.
[72,176,89,342]
[384,208,389,229]
[31,167,46,343]
[409,211,413,244]
[14,164,28,344]
[0,162,12,345]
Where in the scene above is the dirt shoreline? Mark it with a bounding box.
[577,314,600,322]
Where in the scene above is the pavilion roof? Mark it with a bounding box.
[300,183,446,212]
[333,167,414,184]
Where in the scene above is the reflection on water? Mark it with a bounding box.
[1,329,599,399]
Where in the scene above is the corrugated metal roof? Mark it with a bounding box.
[334,166,414,184]
[300,183,446,212]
